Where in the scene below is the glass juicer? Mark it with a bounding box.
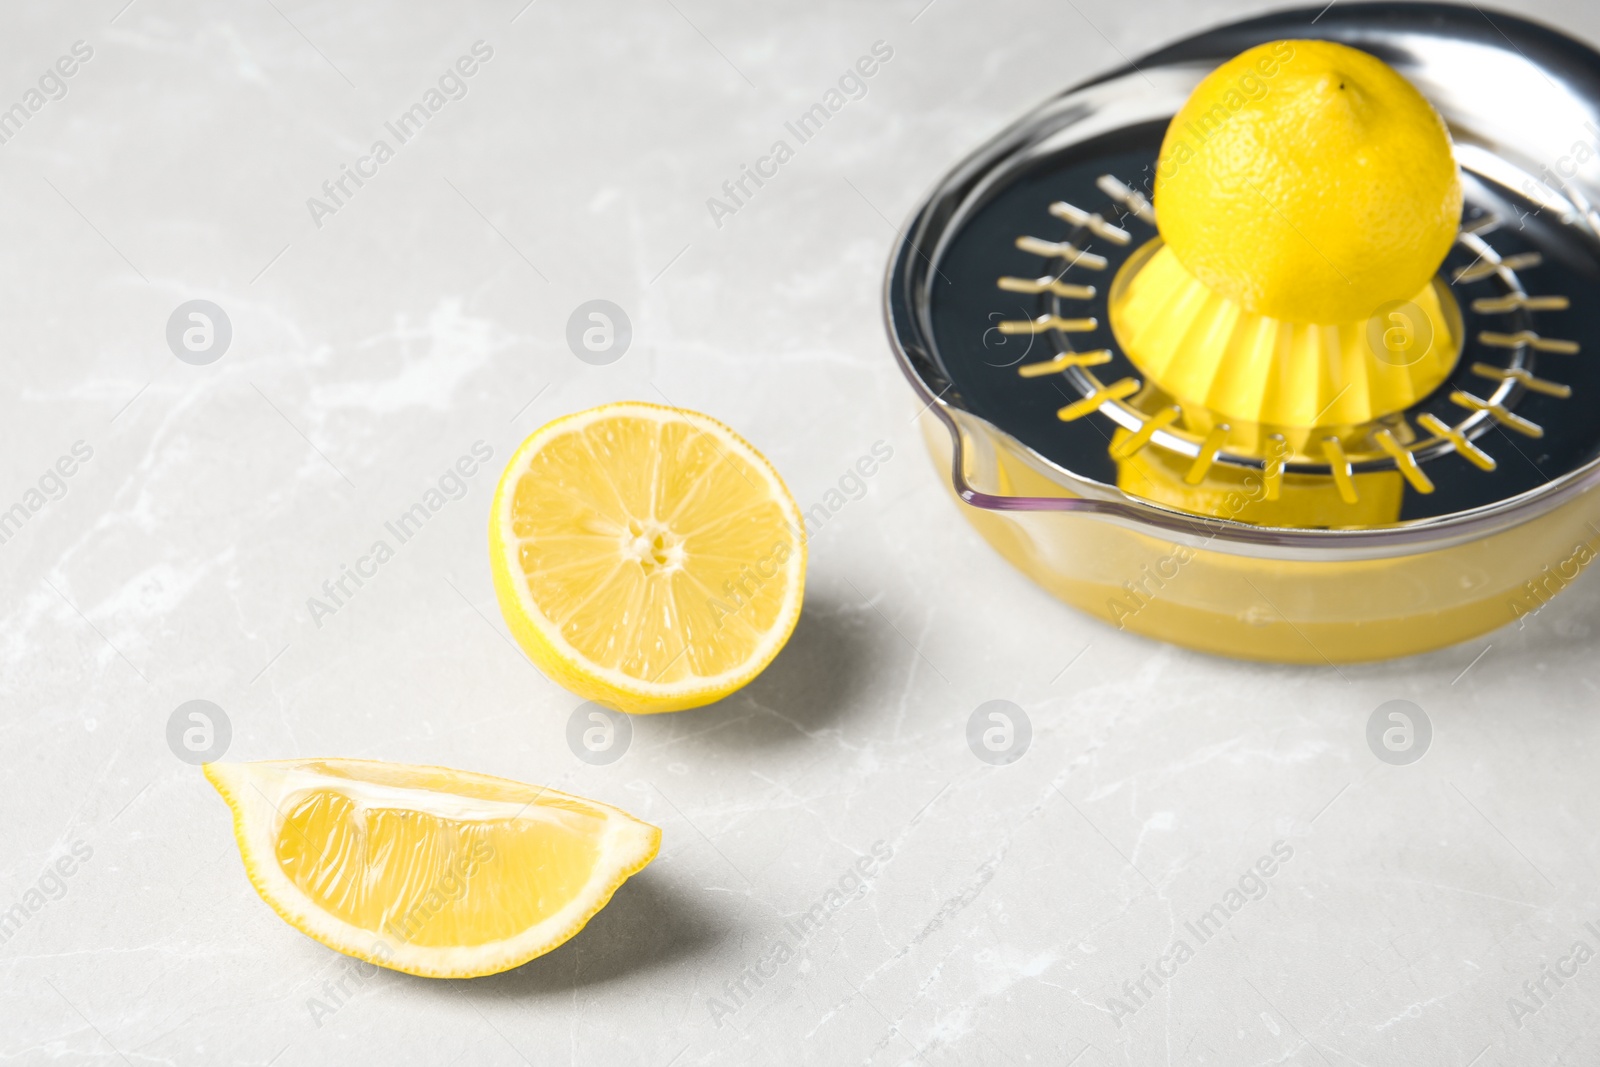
[883,2,1600,663]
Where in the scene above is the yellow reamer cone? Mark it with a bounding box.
[1110,240,1460,430]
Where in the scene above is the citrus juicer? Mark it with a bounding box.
[883,3,1600,663]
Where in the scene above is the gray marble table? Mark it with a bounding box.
[4,0,1600,1063]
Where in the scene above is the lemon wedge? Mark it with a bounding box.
[205,758,660,979]
[489,402,805,714]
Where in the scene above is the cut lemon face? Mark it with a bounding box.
[490,402,806,714]
[205,759,660,979]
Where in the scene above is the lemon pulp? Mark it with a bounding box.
[206,759,660,978]
[276,790,603,948]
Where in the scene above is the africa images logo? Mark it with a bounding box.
[306,441,493,628]
[1104,841,1295,1027]
[704,41,894,228]
[705,841,893,1027]
[305,41,495,229]
[1154,41,1294,180]
[0,40,94,147]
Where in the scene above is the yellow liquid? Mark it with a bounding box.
[276,788,604,948]
[925,416,1600,663]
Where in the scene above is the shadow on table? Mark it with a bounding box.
[657,590,878,746]
[415,871,724,999]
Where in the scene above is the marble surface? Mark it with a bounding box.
[6,0,1600,1064]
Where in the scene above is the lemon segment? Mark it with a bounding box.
[490,402,806,714]
[205,759,660,979]
[1154,39,1462,325]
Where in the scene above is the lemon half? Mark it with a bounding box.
[489,402,806,715]
[205,759,660,979]
[1154,39,1462,324]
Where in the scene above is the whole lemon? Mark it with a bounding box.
[1153,39,1461,325]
